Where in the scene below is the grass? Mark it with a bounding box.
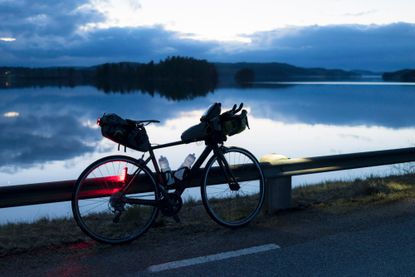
[293,173,415,209]
[0,216,85,256]
[1,173,415,256]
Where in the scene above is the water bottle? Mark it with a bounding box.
[174,153,196,180]
[158,156,174,185]
[158,156,170,171]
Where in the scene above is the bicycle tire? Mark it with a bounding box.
[201,147,265,228]
[72,155,159,244]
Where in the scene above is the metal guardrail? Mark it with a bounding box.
[1,147,414,210]
[261,147,415,177]
[261,147,415,212]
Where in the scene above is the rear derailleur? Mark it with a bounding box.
[109,192,125,223]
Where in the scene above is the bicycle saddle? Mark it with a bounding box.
[126,119,160,126]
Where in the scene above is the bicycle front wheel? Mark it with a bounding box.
[72,155,159,244]
[201,147,265,228]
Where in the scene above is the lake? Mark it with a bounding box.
[1,82,414,223]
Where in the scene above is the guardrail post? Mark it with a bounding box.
[264,176,292,214]
[261,154,292,214]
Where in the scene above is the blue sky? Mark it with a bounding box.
[0,0,414,71]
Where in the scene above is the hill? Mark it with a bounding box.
[382,69,415,82]
[215,62,360,85]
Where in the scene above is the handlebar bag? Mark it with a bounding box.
[200,102,221,122]
[221,110,249,136]
[98,113,150,152]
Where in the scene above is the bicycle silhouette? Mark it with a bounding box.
[72,103,264,244]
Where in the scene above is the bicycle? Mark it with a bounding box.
[71,102,265,244]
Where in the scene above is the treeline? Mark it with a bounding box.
[1,58,372,96]
[382,69,415,82]
[0,67,94,88]
[95,57,218,99]
[0,57,218,100]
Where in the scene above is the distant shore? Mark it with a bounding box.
[0,58,361,90]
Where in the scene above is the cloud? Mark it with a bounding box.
[0,0,103,37]
[0,113,100,171]
[226,23,415,71]
[0,37,16,42]
[68,26,220,61]
[0,0,104,65]
[343,9,378,17]
[0,0,220,65]
[0,0,414,71]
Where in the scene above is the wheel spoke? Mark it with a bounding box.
[72,156,159,244]
[201,147,264,227]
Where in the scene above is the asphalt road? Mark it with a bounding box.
[2,199,415,276]
[139,216,415,276]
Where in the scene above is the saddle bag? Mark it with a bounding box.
[98,113,150,152]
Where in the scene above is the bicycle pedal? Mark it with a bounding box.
[172,215,181,223]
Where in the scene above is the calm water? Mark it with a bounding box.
[1,82,415,223]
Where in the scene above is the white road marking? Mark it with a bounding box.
[147,243,280,273]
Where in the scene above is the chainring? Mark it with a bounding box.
[161,193,183,217]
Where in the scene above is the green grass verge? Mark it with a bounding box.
[0,217,85,256]
[293,173,415,209]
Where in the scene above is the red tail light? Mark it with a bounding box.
[119,167,127,183]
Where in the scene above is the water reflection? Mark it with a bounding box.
[1,83,415,223]
[0,113,99,172]
[224,84,415,128]
[0,83,414,177]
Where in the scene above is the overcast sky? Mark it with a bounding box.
[0,0,414,70]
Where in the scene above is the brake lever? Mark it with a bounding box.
[222,103,243,118]
[234,103,243,114]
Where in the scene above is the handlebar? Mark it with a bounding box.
[221,102,244,119]
[200,102,245,124]
[189,102,248,143]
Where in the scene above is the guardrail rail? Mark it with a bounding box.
[1,147,414,213]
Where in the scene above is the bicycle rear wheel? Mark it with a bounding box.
[72,155,159,244]
[201,147,265,228]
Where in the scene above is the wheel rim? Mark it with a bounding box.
[203,148,264,227]
[73,157,158,243]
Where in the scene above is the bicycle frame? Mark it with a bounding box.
[121,139,231,207]
[72,103,266,244]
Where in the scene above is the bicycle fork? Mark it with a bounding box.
[215,148,241,191]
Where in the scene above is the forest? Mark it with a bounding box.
[0,57,218,100]
[94,57,218,100]
[0,57,367,99]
